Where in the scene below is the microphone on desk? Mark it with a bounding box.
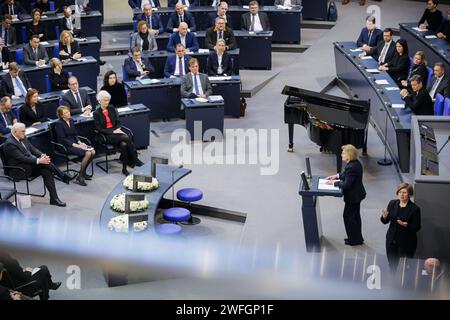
[171,164,184,208]
[437,135,450,155]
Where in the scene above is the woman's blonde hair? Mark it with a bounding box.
[60,30,74,44]
[56,105,70,119]
[396,183,414,196]
[342,144,358,161]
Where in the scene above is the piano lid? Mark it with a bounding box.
[282,85,370,130]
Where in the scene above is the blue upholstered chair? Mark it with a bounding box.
[53,43,59,58]
[122,65,128,81]
[434,93,445,116]
[163,207,191,224]
[15,49,24,65]
[427,66,433,87]
[176,188,203,225]
[55,25,61,40]
[44,74,51,93]
[21,26,27,44]
[444,98,450,116]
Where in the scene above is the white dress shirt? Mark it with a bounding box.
[217,54,223,75]
[180,34,186,47]
[429,75,444,99]
[252,14,263,32]
[174,56,185,76]
[191,73,204,96]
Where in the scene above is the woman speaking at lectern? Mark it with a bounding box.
[326,144,366,246]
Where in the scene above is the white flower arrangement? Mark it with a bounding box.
[107,214,148,233]
[110,193,149,213]
[123,175,159,191]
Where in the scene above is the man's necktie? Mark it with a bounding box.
[21,141,31,156]
[250,14,255,31]
[34,48,38,61]
[179,15,183,24]
[368,31,373,44]
[193,75,200,95]
[430,78,441,98]
[379,43,388,64]
[75,92,83,109]
[15,77,27,97]
[1,112,10,126]
[219,31,223,39]
[147,16,152,29]
[178,57,183,76]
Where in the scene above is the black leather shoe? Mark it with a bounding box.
[84,175,92,180]
[135,159,144,167]
[345,238,364,244]
[345,241,364,246]
[76,176,87,186]
[50,282,62,290]
[122,168,130,176]
[61,173,72,184]
[99,60,106,66]
[50,198,66,207]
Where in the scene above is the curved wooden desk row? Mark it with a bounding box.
[133,5,301,43]
[399,22,450,70]
[334,41,413,173]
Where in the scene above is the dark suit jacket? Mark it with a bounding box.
[128,0,161,8]
[93,106,120,135]
[437,20,450,41]
[241,12,270,31]
[54,118,78,148]
[0,72,31,98]
[60,16,82,37]
[138,13,164,34]
[0,46,13,68]
[381,199,421,252]
[164,54,190,77]
[334,159,366,204]
[0,25,16,46]
[166,11,197,33]
[207,51,233,76]
[0,2,26,17]
[406,64,429,92]
[386,53,410,85]
[205,27,237,50]
[48,69,69,91]
[61,89,92,115]
[166,32,199,52]
[356,27,383,48]
[19,103,46,127]
[59,40,80,60]
[427,75,450,99]
[0,110,16,134]
[22,43,49,66]
[124,56,155,80]
[367,40,396,64]
[168,0,199,7]
[3,136,43,168]
[403,88,434,115]
[206,12,233,30]
[26,21,47,41]
[181,72,213,98]
[0,251,32,290]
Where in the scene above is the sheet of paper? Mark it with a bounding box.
[31,267,41,276]
[375,79,389,85]
[413,27,427,32]
[350,49,363,53]
[79,113,92,117]
[208,76,232,81]
[40,41,49,45]
[208,95,224,102]
[425,35,437,39]
[25,127,38,135]
[118,107,133,113]
[318,179,340,191]
[195,98,208,103]
[366,68,380,73]
[276,5,291,10]
[138,78,159,85]
[360,56,373,60]
[243,5,250,9]
[392,103,405,109]
[62,89,69,94]
[385,86,400,91]
[198,48,210,54]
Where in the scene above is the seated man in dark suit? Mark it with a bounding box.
[23,35,49,67]
[241,1,270,32]
[137,3,164,35]
[166,3,197,33]
[205,17,237,51]
[168,0,199,8]
[0,0,26,20]
[181,58,213,98]
[167,22,199,52]
[62,0,92,12]
[418,0,443,32]
[0,15,17,47]
[0,96,17,141]
[62,76,93,116]
[60,5,82,38]
[0,251,61,300]
[164,43,190,78]
[124,46,155,80]
[129,0,161,10]
[3,123,70,206]
[437,8,450,41]
[0,38,13,70]
[360,28,396,65]
[207,39,233,76]
[356,15,383,50]
[0,262,22,300]
[206,0,233,30]
[400,75,434,115]
[428,62,450,100]
[0,62,31,100]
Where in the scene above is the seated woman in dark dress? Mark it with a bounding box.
[19,89,47,127]
[93,90,144,176]
[379,39,410,87]
[100,70,128,108]
[207,39,233,76]
[54,105,96,186]
[401,51,429,93]
[27,8,47,41]
[35,0,51,12]
[48,58,69,91]
[59,30,81,61]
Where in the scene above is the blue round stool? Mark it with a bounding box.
[177,188,203,225]
[155,223,182,235]
[163,207,191,223]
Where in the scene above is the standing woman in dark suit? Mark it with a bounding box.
[100,70,128,108]
[27,8,47,41]
[54,106,96,186]
[326,144,366,246]
[48,58,69,91]
[207,39,233,76]
[401,51,429,93]
[59,30,81,61]
[93,90,143,176]
[19,89,47,127]
[381,183,421,272]
[379,39,410,87]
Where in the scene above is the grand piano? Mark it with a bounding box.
[282,86,370,172]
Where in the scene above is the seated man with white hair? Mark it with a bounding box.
[3,123,70,207]
[93,90,144,176]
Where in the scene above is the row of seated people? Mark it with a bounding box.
[128,0,300,10]
[134,1,271,35]
[0,5,85,46]
[0,0,92,18]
